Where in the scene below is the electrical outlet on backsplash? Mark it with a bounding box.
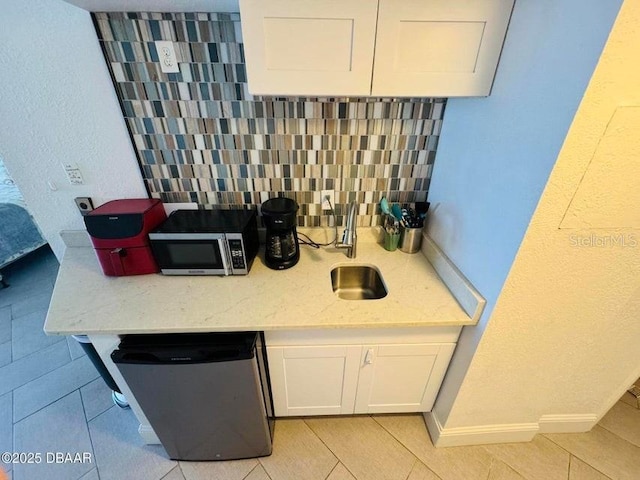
[94,12,446,228]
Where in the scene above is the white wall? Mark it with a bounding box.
[0,0,147,261]
[429,0,640,441]
[426,0,622,427]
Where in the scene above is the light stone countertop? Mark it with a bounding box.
[44,228,481,335]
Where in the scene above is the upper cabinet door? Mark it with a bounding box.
[371,0,515,97]
[239,0,379,96]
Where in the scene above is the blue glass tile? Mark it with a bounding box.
[231,102,241,117]
[122,101,134,117]
[239,43,245,63]
[200,84,210,100]
[149,20,161,40]
[158,150,168,164]
[235,64,246,83]
[157,83,168,100]
[122,42,135,62]
[123,63,134,80]
[108,19,125,41]
[186,21,198,42]
[142,151,156,164]
[148,42,159,62]
[152,101,164,116]
[95,13,443,227]
[208,43,219,63]
[167,118,180,134]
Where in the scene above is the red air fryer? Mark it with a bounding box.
[84,199,167,276]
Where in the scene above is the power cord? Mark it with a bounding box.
[297,196,338,249]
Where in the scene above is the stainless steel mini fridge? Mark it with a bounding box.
[111,332,274,461]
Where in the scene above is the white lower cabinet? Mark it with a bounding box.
[267,345,361,416]
[266,327,459,417]
[354,343,455,414]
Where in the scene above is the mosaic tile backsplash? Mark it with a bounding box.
[94,12,446,227]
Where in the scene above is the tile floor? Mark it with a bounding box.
[1,246,639,480]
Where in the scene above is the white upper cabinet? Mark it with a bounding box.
[239,0,379,96]
[372,0,514,97]
[240,0,514,97]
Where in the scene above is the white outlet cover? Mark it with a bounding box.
[155,41,180,73]
[321,190,335,210]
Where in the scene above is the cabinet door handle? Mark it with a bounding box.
[364,348,374,365]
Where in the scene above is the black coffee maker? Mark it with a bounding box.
[261,197,300,270]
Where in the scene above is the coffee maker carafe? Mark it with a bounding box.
[261,197,300,270]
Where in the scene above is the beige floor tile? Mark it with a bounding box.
[306,416,416,480]
[545,425,640,480]
[245,464,272,480]
[88,406,175,480]
[374,414,492,480]
[482,434,569,480]
[162,465,186,480]
[326,463,356,480]
[622,379,640,409]
[599,401,640,448]
[569,456,611,480]
[487,460,526,480]
[407,461,440,480]
[78,468,100,480]
[619,391,639,409]
[180,458,258,480]
[259,419,337,480]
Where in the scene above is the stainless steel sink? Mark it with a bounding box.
[330,265,388,300]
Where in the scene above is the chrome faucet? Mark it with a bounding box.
[336,200,358,258]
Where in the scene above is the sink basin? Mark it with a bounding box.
[330,265,388,300]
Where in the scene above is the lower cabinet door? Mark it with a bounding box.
[267,345,361,416]
[354,343,456,414]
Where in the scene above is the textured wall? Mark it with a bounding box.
[93,12,445,227]
[429,0,633,436]
[0,1,147,261]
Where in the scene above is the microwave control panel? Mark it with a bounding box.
[228,239,246,271]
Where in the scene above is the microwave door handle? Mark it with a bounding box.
[109,248,126,276]
[218,238,232,275]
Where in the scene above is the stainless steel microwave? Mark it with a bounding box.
[149,209,259,275]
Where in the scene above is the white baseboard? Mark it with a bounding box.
[138,424,161,445]
[538,414,598,433]
[424,412,539,447]
[424,410,599,447]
